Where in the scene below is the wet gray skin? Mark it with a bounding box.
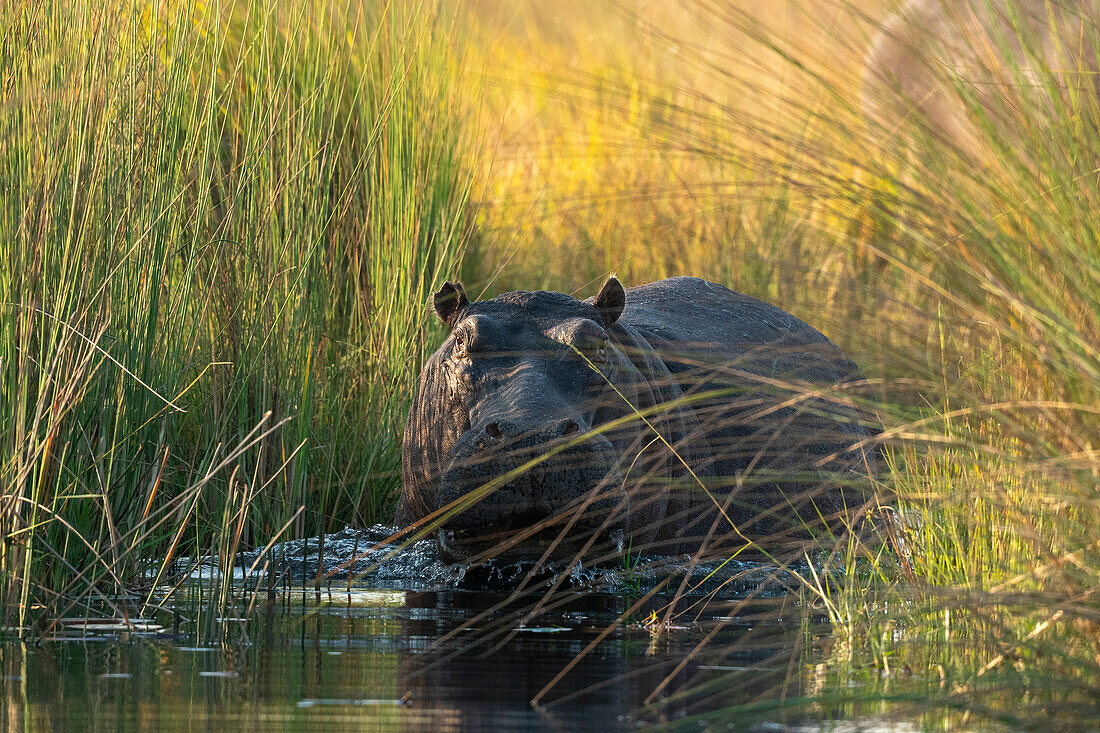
[397,276,878,563]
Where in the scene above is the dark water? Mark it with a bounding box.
[1,526,889,732]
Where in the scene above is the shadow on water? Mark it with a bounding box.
[2,526,895,731]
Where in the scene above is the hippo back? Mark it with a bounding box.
[607,277,874,546]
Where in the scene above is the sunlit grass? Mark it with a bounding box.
[452,0,1100,726]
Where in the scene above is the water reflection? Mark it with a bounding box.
[2,584,821,731]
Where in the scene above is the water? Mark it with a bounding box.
[1,526,888,731]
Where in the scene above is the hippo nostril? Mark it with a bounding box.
[562,420,579,437]
[485,422,503,440]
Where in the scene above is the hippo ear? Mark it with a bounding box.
[433,281,469,329]
[593,276,625,327]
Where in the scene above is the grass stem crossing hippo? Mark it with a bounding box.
[397,277,880,563]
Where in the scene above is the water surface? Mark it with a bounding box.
[2,526,884,731]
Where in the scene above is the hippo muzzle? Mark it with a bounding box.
[434,417,628,562]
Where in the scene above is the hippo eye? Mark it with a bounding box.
[452,333,468,359]
[594,333,610,362]
[572,330,610,364]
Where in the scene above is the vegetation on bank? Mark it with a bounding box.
[2,0,1098,727]
[0,0,472,628]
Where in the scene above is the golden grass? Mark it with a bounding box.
[446,0,1100,724]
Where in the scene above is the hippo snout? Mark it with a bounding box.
[434,421,627,556]
[471,417,584,454]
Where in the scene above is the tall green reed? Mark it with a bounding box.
[0,0,473,629]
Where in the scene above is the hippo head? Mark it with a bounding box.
[399,277,636,562]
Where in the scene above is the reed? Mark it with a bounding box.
[0,0,473,629]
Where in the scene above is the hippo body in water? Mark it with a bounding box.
[397,277,877,563]
[863,0,1099,159]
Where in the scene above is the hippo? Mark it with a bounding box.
[863,0,1100,159]
[397,276,878,563]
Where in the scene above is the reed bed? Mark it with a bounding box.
[0,0,473,629]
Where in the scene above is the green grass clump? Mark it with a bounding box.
[0,0,473,628]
